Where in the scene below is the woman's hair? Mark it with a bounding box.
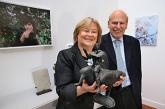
[21,16,34,25]
[73,17,102,44]
[21,16,37,32]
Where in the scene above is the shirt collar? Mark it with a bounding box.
[110,33,123,42]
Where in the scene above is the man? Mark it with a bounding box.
[100,10,142,109]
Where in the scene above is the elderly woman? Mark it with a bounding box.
[54,17,108,109]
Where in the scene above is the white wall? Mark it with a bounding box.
[0,0,165,108]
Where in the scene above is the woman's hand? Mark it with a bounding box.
[20,31,31,42]
[77,80,97,96]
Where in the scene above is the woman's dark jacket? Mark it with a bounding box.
[54,43,108,109]
[14,30,39,46]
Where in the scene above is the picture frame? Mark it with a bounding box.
[0,1,52,49]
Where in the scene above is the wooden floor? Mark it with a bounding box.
[143,104,156,109]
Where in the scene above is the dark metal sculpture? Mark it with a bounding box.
[76,44,126,108]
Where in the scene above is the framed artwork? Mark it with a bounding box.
[0,1,51,48]
[135,15,158,46]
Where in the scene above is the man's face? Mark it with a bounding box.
[108,12,128,39]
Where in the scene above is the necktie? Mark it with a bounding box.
[114,40,128,87]
[114,40,125,71]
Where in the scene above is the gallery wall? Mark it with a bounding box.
[0,0,164,108]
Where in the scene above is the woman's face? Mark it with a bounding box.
[77,23,98,49]
[24,22,33,31]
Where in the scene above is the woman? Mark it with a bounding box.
[14,17,39,46]
[54,17,108,109]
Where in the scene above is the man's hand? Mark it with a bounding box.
[99,84,108,92]
[113,75,125,87]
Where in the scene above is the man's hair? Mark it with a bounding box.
[109,9,128,23]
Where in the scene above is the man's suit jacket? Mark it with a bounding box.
[100,33,142,109]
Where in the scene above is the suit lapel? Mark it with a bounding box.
[123,36,131,69]
[105,34,117,65]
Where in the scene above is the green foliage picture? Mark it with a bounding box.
[0,1,51,48]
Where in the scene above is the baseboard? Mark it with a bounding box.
[142,97,165,109]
